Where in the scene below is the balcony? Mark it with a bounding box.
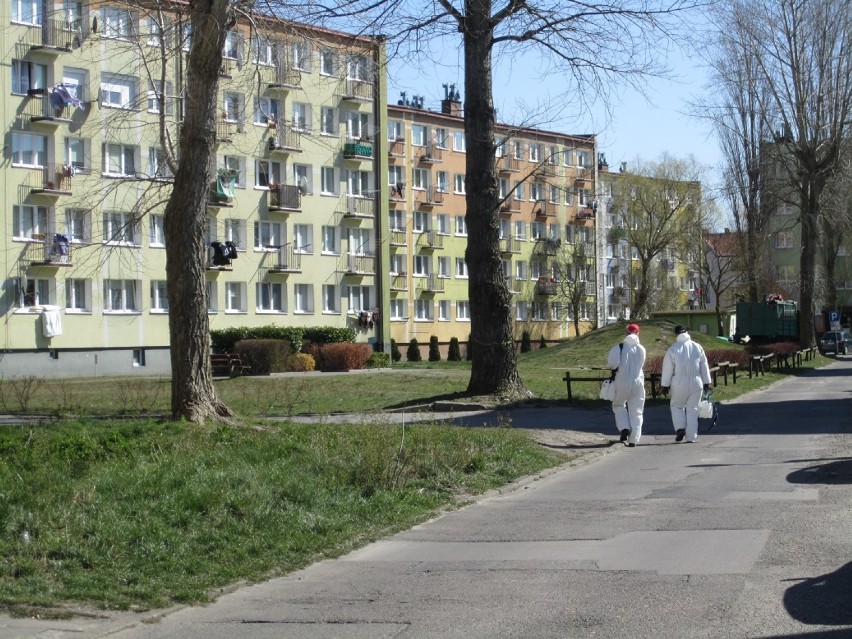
[344,254,376,275]
[388,138,405,157]
[25,18,85,53]
[415,186,445,208]
[417,142,443,163]
[576,207,595,221]
[418,230,444,250]
[208,173,237,207]
[342,140,373,160]
[22,233,73,267]
[535,277,557,296]
[268,184,302,212]
[417,274,445,294]
[390,274,408,291]
[24,88,75,124]
[339,78,374,102]
[264,64,302,91]
[498,156,520,173]
[263,244,302,274]
[340,195,375,220]
[533,200,556,218]
[28,164,73,196]
[535,237,561,256]
[574,167,592,186]
[389,229,406,246]
[499,195,521,214]
[500,236,521,254]
[267,126,302,154]
[215,119,239,144]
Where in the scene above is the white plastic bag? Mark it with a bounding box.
[599,379,616,401]
[698,398,714,419]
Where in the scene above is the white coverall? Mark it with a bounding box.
[606,333,646,445]
[660,332,712,442]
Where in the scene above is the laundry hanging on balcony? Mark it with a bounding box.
[41,305,63,338]
[51,83,85,111]
[216,169,238,200]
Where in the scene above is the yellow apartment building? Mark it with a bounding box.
[1,1,388,376]
[387,89,598,352]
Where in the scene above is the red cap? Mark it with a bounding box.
[626,323,640,335]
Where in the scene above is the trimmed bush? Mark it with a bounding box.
[428,335,441,362]
[234,339,290,375]
[288,352,316,372]
[520,331,532,353]
[407,339,422,362]
[367,352,391,368]
[311,343,373,371]
[212,326,303,354]
[302,326,357,345]
[539,336,548,349]
[390,339,402,363]
[448,337,461,362]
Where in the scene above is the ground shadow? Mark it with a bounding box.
[783,562,852,626]
[786,458,852,485]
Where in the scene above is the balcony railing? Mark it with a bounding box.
[418,142,443,163]
[389,229,406,246]
[535,278,557,296]
[264,244,302,273]
[25,88,74,122]
[390,274,408,291]
[533,200,556,218]
[26,17,84,51]
[500,195,521,214]
[267,126,302,153]
[339,78,374,101]
[415,186,445,208]
[345,254,376,275]
[500,236,521,254]
[269,184,302,211]
[265,64,302,90]
[417,274,445,293]
[22,234,73,266]
[343,141,373,159]
[418,230,444,250]
[341,195,375,219]
[498,156,520,173]
[216,119,238,143]
[29,164,73,195]
[576,207,595,221]
[535,237,561,255]
[388,139,405,157]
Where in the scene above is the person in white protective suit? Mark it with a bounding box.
[606,323,646,447]
[660,325,712,443]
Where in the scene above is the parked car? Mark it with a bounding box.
[819,330,852,355]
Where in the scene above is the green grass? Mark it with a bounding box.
[0,419,562,611]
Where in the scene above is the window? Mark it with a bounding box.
[532,302,547,321]
[415,299,433,320]
[103,143,136,177]
[62,138,87,174]
[529,143,542,162]
[222,31,241,59]
[13,205,49,240]
[513,141,523,160]
[256,282,286,313]
[254,221,283,249]
[577,151,589,167]
[319,49,337,76]
[347,285,371,312]
[346,55,370,81]
[499,178,508,198]
[149,214,165,246]
[224,219,246,249]
[148,148,172,179]
[412,125,427,147]
[322,284,339,313]
[514,221,527,240]
[548,146,559,165]
[65,208,91,243]
[347,111,370,140]
[775,230,795,249]
[453,130,466,152]
[12,0,42,24]
[222,156,244,187]
[226,282,246,312]
[388,120,404,141]
[207,280,218,312]
[531,221,545,240]
[294,224,312,253]
[347,170,371,196]
[530,182,544,202]
[104,279,140,312]
[292,40,312,71]
[390,253,405,274]
[315,167,335,197]
[19,278,50,308]
[223,91,243,123]
[435,128,449,148]
[455,216,468,236]
[414,211,429,233]
[412,167,429,190]
[101,6,133,39]
[457,301,470,321]
[292,102,311,132]
[516,260,528,281]
[321,226,338,254]
[455,257,468,278]
[180,22,192,51]
[389,210,405,231]
[438,256,450,277]
[515,301,529,320]
[514,181,525,201]
[11,60,46,94]
[100,74,136,109]
[438,300,450,321]
[146,16,165,47]
[563,149,572,166]
[320,106,336,135]
[550,185,560,204]
[551,303,561,322]
[436,214,450,235]
[150,280,168,312]
[147,80,173,114]
[436,171,448,193]
[414,255,431,276]
[103,211,140,245]
[294,283,314,313]
[348,228,371,255]
[293,164,311,194]
[253,96,279,125]
[65,278,91,312]
[251,35,275,65]
[389,165,404,188]
[390,299,406,320]
[453,174,466,194]
[255,160,282,188]
[12,133,46,167]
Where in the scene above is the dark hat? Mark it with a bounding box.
[674,325,688,334]
[626,323,640,335]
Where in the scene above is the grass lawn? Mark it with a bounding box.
[0,319,831,613]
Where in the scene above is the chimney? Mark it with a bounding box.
[597,152,608,172]
[441,83,462,117]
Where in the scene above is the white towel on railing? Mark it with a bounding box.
[41,305,63,338]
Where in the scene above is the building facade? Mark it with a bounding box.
[2,1,388,376]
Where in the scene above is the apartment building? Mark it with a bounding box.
[2,1,388,376]
[387,90,598,348]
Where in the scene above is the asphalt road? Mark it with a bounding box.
[4,359,852,639]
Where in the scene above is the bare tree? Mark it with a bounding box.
[818,141,852,312]
[712,0,852,347]
[550,241,595,338]
[610,155,702,318]
[309,0,697,397]
[703,230,744,335]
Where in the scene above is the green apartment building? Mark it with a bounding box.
[2,1,388,376]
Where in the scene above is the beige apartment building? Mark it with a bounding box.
[387,90,598,350]
[2,1,388,376]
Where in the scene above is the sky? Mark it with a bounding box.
[386,40,724,191]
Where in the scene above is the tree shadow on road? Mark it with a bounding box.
[782,562,852,627]
[786,458,852,485]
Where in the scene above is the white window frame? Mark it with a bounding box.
[294,283,314,314]
[104,279,140,313]
[457,301,470,321]
[103,211,140,245]
[103,143,137,177]
[65,278,91,312]
[150,280,169,312]
[322,284,340,314]
[12,133,47,167]
[149,213,165,247]
[225,282,246,313]
[13,204,50,240]
[254,220,283,250]
[256,281,286,313]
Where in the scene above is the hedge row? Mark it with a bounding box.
[211,325,356,354]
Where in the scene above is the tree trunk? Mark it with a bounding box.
[163,0,234,422]
[462,0,525,397]
[798,180,819,348]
